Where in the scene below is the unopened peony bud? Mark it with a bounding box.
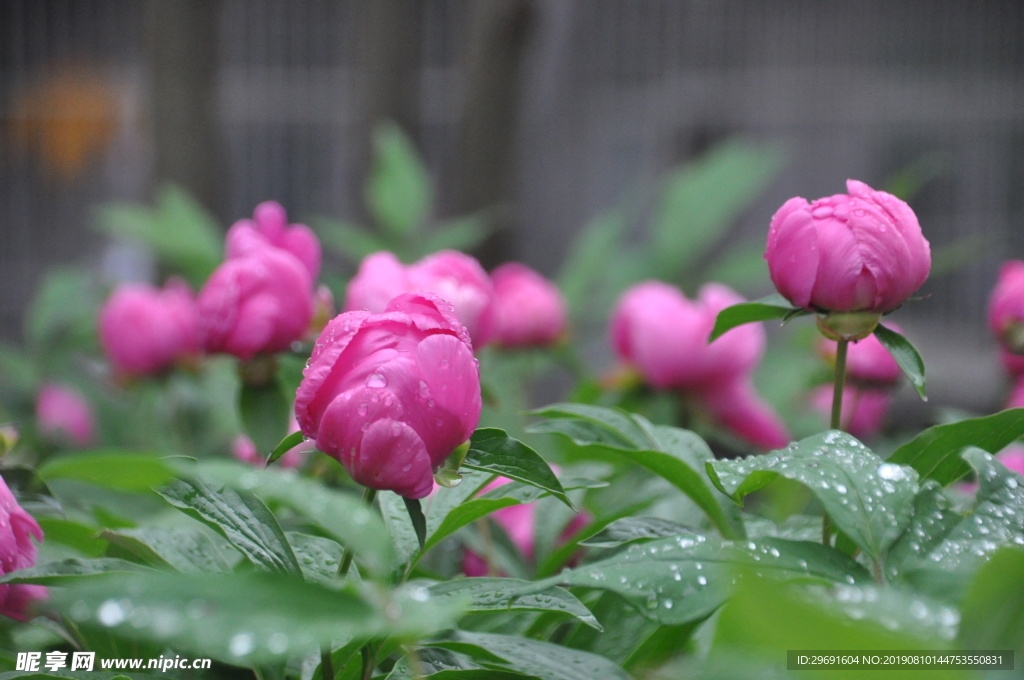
[489,263,567,348]
[296,293,481,498]
[226,201,321,280]
[36,384,94,447]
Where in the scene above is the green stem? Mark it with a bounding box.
[823,339,850,546]
[321,486,378,680]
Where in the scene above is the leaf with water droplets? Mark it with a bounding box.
[287,533,344,585]
[100,527,241,573]
[807,584,960,642]
[429,630,632,680]
[464,429,572,509]
[427,577,602,630]
[50,571,463,665]
[549,533,869,626]
[528,405,740,538]
[890,448,1024,599]
[156,478,302,576]
[196,460,394,577]
[421,482,550,556]
[887,408,1024,485]
[580,517,694,548]
[708,430,919,562]
[709,295,804,341]
[0,558,154,586]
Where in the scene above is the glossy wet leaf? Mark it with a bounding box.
[157,478,301,575]
[464,429,571,508]
[287,533,344,585]
[549,533,869,626]
[580,517,693,548]
[873,323,927,399]
[422,482,550,556]
[708,294,802,341]
[708,431,919,561]
[887,408,1024,485]
[51,571,462,665]
[0,558,153,586]
[100,527,240,573]
[267,430,305,466]
[427,577,601,630]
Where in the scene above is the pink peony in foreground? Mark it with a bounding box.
[766,179,930,314]
[226,201,321,280]
[610,281,789,450]
[36,384,94,447]
[98,278,200,376]
[0,475,45,621]
[344,250,495,346]
[295,293,482,498]
[489,263,567,348]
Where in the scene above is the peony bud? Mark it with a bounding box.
[489,263,567,348]
[0,476,45,620]
[226,201,321,281]
[296,293,481,498]
[819,327,902,387]
[344,250,495,346]
[98,279,200,376]
[766,179,930,315]
[36,384,94,447]
[197,247,314,360]
[989,261,1024,357]
[610,281,789,449]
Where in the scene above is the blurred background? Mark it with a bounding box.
[2,0,1024,413]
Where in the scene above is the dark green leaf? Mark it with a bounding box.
[708,294,800,341]
[873,323,927,399]
[37,518,107,558]
[422,482,548,555]
[580,517,693,548]
[464,429,571,509]
[404,497,428,551]
[887,408,1024,485]
[268,430,306,466]
[287,532,344,585]
[239,380,291,457]
[708,431,919,561]
[366,122,431,238]
[100,527,240,573]
[39,451,176,492]
[156,478,301,575]
[427,577,601,629]
[0,558,152,586]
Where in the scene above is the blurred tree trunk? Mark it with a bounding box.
[145,0,225,219]
[448,0,535,266]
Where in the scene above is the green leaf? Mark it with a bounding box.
[100,527,240,573]
[39,451,177,492]
[268,430,306,466]
[37,518,108,558]
[287,532,344,585]
[887,408,1024,485]
[528,405,739,538]
[431,631,631,680]
[239,380,291,457]
[580,517,693,548]
[156,478,301,575]
[25,269,99,348]
[423,212,493,254]
[957,547,1024,658]
[311,217,389,263]
[464,429,571,509]
[422,482,548,555]
[873,323,927,399]
[366,122,431,238]
[50,571,463,665]
[651,140,783,278]
[0,558,152,586]
[427,577,601,630]
[196,460,394,576]
[708,294,801,342]
[404,497,427,551]
[551,534,868,626]
[708,431,919,562]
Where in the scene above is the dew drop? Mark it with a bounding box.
[98,599,126,626]
[367,373,387,388]
[229,632,255,657]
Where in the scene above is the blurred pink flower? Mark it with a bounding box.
[0,476,45,621]
[489,263,567,348]
[766,179,930,313]
[610,281,789,450]
[296,293,481,499]
[226,201,321,280]
[36,384,94,447]
[344,250,495,346]
[98,278,199,376]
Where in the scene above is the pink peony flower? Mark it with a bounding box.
[766,180,930,314]
[610,281,789,450]
[808,384,891,441]
[0,476,45,621]
[196,246,314,359]
[819,327,902,386]
[226,201,321,281]
[489,263,567,348]
[295,293,482,498]
[463,475,589,577]
[98,279,200,376]
[344,250,495,346]
[36,384,94,447]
